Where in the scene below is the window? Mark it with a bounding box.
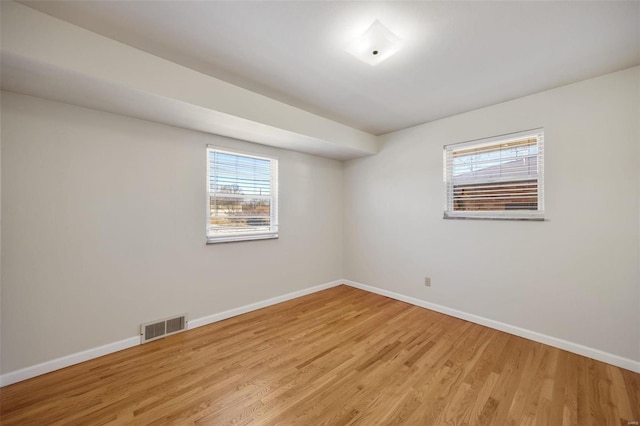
[207,146,278,243]
[443,129,544,220]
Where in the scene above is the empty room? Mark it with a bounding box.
[1,1,639,425]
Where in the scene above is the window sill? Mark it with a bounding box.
[443,215,545,221]
[206,233,279,244]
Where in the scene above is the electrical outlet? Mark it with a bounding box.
[424,277,431,287]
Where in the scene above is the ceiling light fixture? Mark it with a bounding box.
[345,20,403,66]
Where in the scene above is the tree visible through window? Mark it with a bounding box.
[207,147,278,243]
[443,129,544,220]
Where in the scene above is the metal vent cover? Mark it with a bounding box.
[166,316,185,334]
[141,314,187,344]
[145,322,165,341]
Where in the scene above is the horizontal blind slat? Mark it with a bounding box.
[207,147,278,240]
[443,130,544,218]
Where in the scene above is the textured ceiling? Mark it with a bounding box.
[19,1,640,135]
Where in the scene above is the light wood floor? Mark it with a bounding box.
[1,285,638,425]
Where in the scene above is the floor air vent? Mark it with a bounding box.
[141,314,187,344]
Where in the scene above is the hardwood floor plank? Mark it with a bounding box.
[561,353,579,426]
[547,349,568,425]
[622,369,640,421]
[1,285,638,425]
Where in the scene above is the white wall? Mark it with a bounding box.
[344,67,640,363]
[2,67,638,378]
[1,91,344,373]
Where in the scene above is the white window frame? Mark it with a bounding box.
[206,146,278,243]
[443,129,544,220]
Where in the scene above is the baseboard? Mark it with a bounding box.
[0,279,343,387]
[187,279,343,329]
[4,278,636,387]
[0,336,140,387]
[343,280,640,373]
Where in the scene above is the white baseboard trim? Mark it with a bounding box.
[187,279,343,330]
[4,278,636,387]
[0,336,140,387]
[0,279,343,387]
[343,280,640,373]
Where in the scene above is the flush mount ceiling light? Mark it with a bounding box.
[345,20,403,66]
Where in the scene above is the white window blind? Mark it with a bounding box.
[207,147,278,243]
[443,129,544,220]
